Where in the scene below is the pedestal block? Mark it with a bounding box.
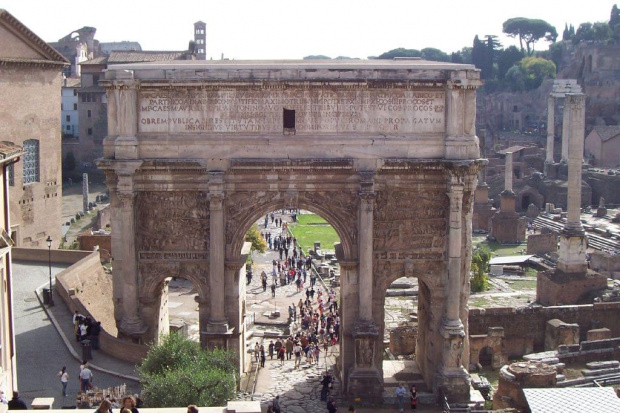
[347,320,383,399]
[536,270,608,306]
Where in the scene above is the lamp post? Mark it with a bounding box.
[46,235,54,306]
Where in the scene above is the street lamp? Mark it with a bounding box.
[46,235,54,306]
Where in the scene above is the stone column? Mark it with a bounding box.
[444,181,465,327]
[115,80,140,160]
[117,185,145,336]
[437,177,469,402]
[358,172,375,322]
[82,173,89,213]
[557,94,587,274]
[561,98,570,162]
[546,97,555,163]
[207,172,229,333]
[565,94,586,232]
[504,152,513,192]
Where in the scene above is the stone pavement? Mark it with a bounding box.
[12,261,138,408]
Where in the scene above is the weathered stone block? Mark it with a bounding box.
[587,328,612,341]
[545,319,579,351]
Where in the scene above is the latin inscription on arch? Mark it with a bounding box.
[138,89,445,135]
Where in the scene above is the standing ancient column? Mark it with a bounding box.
[504,152,513,192]
[208,172,228,332]
[557,93,587,274]
[358,172,375,322]
[561,98,570,162]
[564,94,586,233]
[546,97,555,163]
[118,188,145,335]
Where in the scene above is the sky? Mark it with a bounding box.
[3,0,615,60]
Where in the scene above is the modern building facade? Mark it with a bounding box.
[61,77,81,139]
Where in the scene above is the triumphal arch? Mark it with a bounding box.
[98,60,484,401]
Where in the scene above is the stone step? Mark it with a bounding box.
[586,360,620,370]
[581,367,620,377]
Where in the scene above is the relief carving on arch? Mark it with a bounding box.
[139,261,180,299]
[299,191,358,247]
[373,189,448,255]
[225,191,276,244]
[136,192,209,252]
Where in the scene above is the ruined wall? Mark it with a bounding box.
[526,232,558,255]
[586,171,620,206]
[469,303,620,357]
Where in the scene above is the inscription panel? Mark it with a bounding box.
[138,89,445,135]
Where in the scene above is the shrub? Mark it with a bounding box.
[139,334,237,407]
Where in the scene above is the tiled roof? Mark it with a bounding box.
[591,125,620,142]
[81,56,108,65]
[107,50,189,63]
[523,388,620,412]
[0,9,69,66]
[0,141,22,160]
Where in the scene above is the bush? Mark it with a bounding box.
[139,334,237,407]
[471,248,491,293]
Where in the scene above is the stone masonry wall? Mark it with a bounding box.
[469,303,620,357]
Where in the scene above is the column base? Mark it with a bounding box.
[347,368,383,399]
[201,324,235,350]
[119,316,147,337]
[435,367,471,403]
[557,233,587,274]
[206,320,231,334]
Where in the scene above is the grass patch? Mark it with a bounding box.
[483,240,527,257]
[470,298,492,308]
[508,280,537,290]
[289,214,340,252]
[524,267,538,278]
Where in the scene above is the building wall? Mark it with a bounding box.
[77,69,107,167]
[0,66,62,247]
[61,86,79,138]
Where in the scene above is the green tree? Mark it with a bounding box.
[376,48,422,59]
[505,64,527,91]
[520,56,556,89]
[498,46,524,79]
[572,22,612,44]
[139,334,237,407]
[471,35,488,78]
[303,55,331,60]
[610,4,620,29]
[502,17,558,55]
[471,248,491,293]
[245,223,267,254]
[420,47,450,62]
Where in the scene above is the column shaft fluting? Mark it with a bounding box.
[561,98,570,162]
[209,193,226,323]
[504,152,513,192]
[358,193,374,321]
[446,183,464,323]
[565,94,586,231]
[546,97,555,163]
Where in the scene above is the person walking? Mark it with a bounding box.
[395,383,407,413]
[268,340,275,360]
[327,399,338,413]
[56,366,69,396]
[272,395,281,413]
[285,337,294,360]
[270,283,276,298]
[320,371,333,401]
[293,342,302,368]
[79,364,93,392]
[260,346,266,367]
